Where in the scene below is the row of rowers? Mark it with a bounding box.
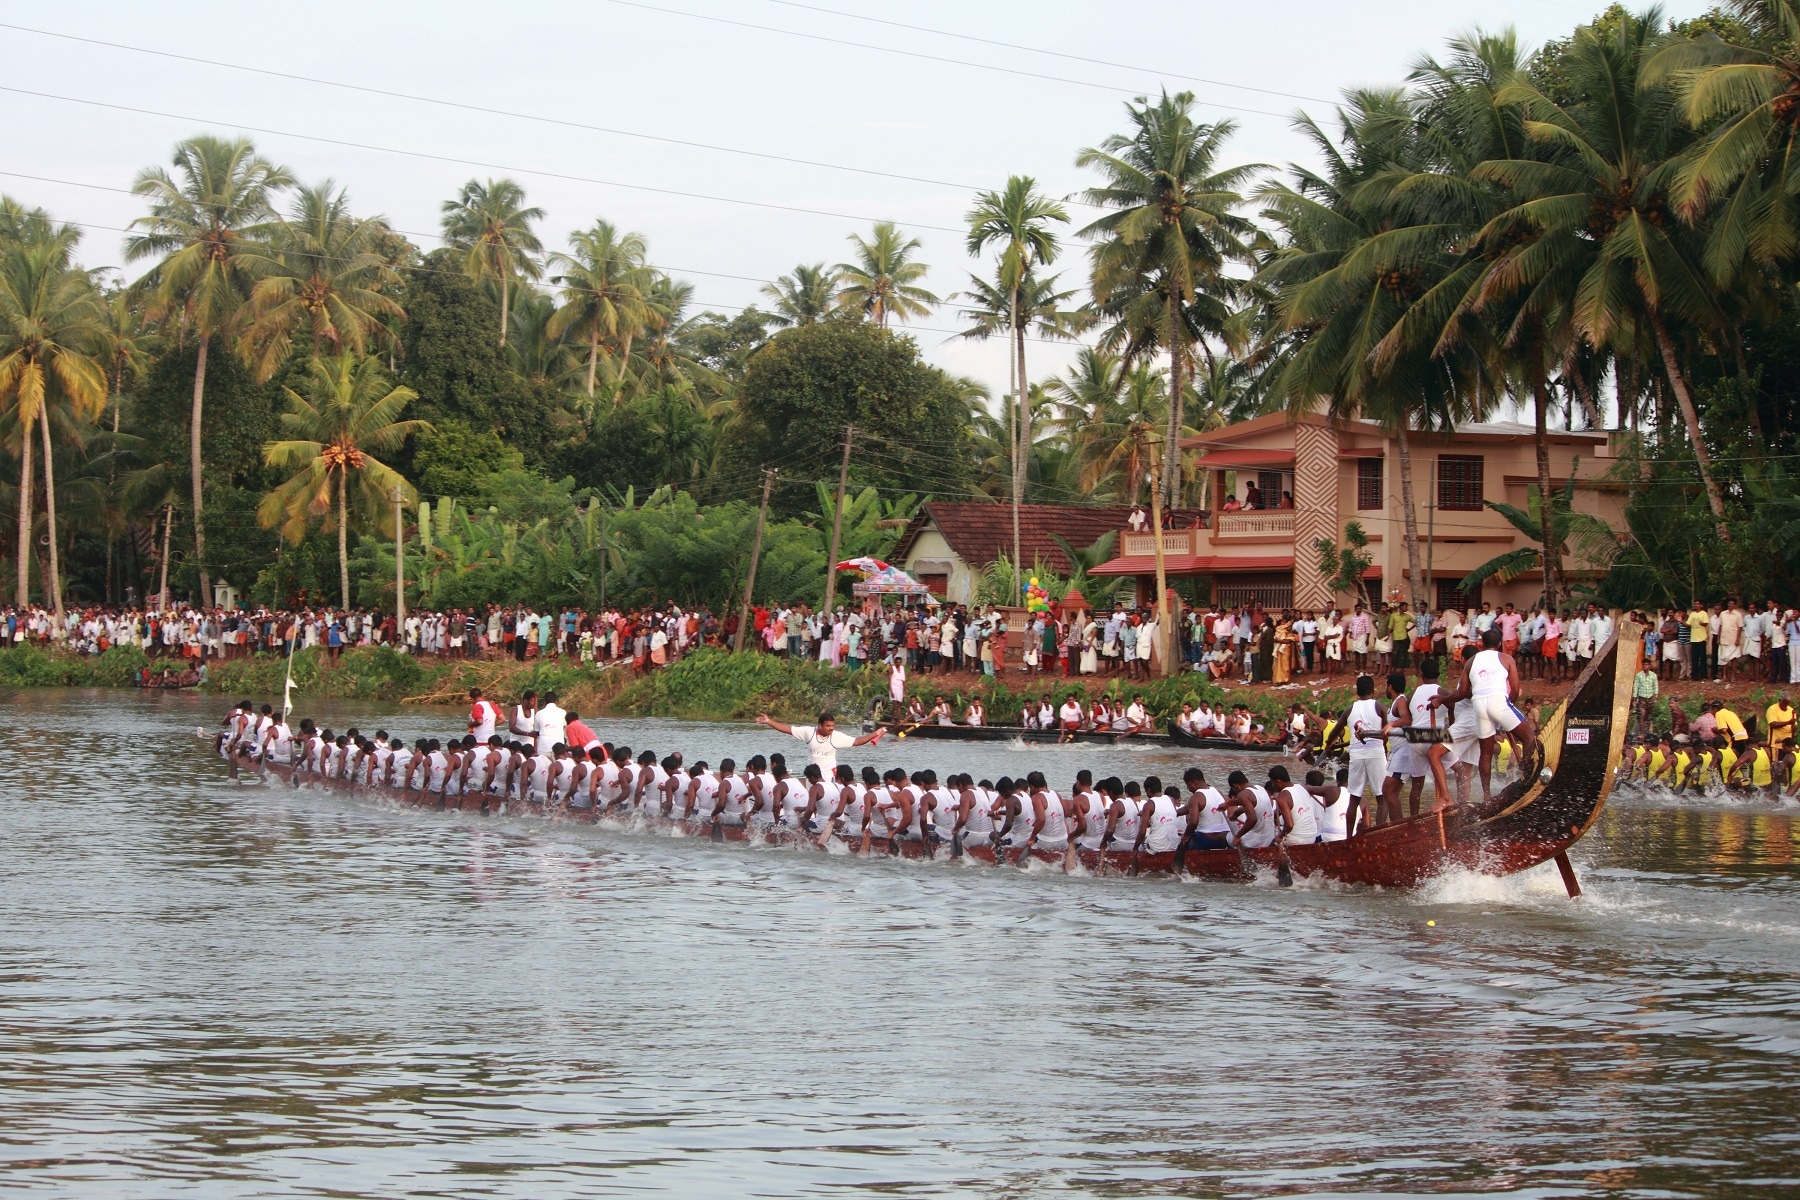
[221,711,1362,854]
[1617,735,1798,796]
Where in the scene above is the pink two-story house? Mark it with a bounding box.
[1091,411,1626,611]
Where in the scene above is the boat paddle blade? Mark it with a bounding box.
[711,817,723,844]
[951,832,963,858]
[1277,859,1294,887]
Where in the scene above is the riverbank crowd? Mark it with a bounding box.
[10,597,1799,691]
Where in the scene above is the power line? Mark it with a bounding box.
[0,85,971,234]
[0,21,999,196]
[591,0,1294,119]
[754,0,1339,107]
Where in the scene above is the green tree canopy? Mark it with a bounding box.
[725,316,975,517]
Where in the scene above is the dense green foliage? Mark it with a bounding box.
[12,3,1800,614]
[725,317,976,518]
[0,644,148,687]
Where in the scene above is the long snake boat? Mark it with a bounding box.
[211,630,1627,896]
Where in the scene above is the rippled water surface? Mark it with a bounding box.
[4,688,1799,1198]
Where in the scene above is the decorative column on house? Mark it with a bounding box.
[1291,419,1340,609]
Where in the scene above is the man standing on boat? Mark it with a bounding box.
[1430,627,1538,807]
[755,712,885,777]
[468,688,500,742]
[1342,674,1391,833]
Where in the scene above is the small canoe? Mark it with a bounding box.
[872,721,1284,753]
[1162,720,1293,753]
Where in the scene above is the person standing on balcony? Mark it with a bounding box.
[1128,506,1148,532]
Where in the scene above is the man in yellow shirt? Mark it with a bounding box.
[1388,603,1414,671]
[1767,693,1795,753]
[1731,736,1776,797]
[1714,700,1749,750]
[1686,606,1711,681]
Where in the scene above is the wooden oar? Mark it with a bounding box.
[1274,839,1295,888]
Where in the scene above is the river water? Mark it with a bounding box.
[4,688,1798,1198]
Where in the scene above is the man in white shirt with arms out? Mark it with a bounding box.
[755,711,887,777]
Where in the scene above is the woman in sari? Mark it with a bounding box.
[1272,614,1296,685]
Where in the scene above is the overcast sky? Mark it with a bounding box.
[3,0,1708,406]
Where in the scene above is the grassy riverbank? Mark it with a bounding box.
[0,644,152,687]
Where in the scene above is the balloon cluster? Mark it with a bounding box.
[1025,576,1052,614]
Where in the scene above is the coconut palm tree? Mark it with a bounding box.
[834,222,938,326]
[508,290,577,389]
[1052,356,1174,505]
[125,135,292,602]
[1078,92,1260,508]
[1649,1,1800,269]
[631,275,722,400]
[96,286,157,601]
[260,353,431,608]
[1388,30,1576,599]
[955,270,1089,349]
[966,176,1071,590]
[1472,10,1731,539]
[0,221,109,613]
[241,181,405,381]
[761,263,840,328]
[547,220,652,398]
[1259,89,1494,610]
[440,178,544,347]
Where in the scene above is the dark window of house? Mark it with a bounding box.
[1356,458,1383,510]
[1437,578,1480,611]
[918,573,949,597]
[1436,455,1484,511]
[1257,471,1283,507]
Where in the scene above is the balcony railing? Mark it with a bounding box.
[1214,510,1294,538]
[1121,529,1201,558]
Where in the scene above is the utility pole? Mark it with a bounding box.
[157,503,173,612]
[822,425,854,614]
[596,498,610,614]
[392,487,407,642]
[735,468,777,653]
[1425,497,1435,612]
[1150,456,1174,678]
